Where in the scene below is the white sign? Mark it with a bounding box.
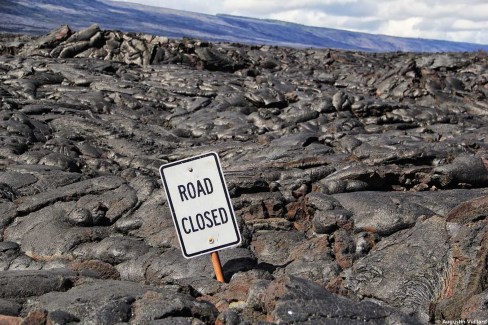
[159,152,241,258]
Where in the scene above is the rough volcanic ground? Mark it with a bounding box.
[0,25,487,324]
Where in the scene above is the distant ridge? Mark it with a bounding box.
[1,0,487,52]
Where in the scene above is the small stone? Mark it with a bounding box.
[312,209,352,234]
[0,298,22,317]
[216,310,243,325]
[67,207,93,226]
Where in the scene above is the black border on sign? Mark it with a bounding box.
[159,152,242,258]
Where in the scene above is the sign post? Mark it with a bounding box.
[211,252,225,282]
[159,152,241,282]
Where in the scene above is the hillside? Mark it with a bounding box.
[1,0,488,52]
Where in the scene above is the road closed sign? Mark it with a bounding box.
[159,152,241,258]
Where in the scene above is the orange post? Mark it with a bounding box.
[211,251,225,283]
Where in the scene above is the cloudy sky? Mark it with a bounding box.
[114,0,488,44]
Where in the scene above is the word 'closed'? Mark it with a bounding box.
[182,207,228,234]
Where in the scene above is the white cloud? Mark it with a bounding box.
[452,19,488,31]
[380,17,424,38]
[113,0,488,44]
[267,9,381,33]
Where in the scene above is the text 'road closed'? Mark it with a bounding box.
[160,152,241,258]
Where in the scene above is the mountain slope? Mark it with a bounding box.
[1,0,487,52]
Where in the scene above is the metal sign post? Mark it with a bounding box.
[211,252,225,283]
